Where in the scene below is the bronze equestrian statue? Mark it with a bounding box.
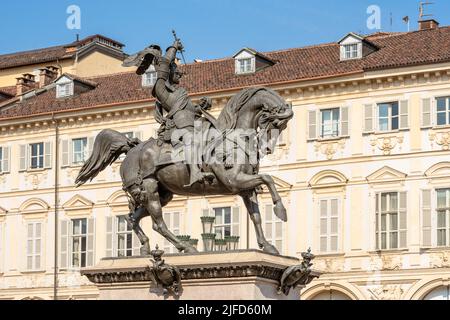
[75,37,294,255]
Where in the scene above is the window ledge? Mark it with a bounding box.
[22,168,49,174]
[368,249,409,255]
[364,129,409,136]
[420,247,450,253]
[313,252,346,258]
[430,125,450,131]
[20,270,46,275]
[308,136,349,143]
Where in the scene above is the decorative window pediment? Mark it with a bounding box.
[309,170,348,188]
[425,162,450,178]
[106,190,129,207]
[19,198,50,214]
[63,194,94,211]
[366,166,407,183]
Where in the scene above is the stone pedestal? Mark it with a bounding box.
[81,250,320,300]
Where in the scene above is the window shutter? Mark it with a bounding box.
[364,104,374,133]
[35,223,42,270]
[330,199,339,252]
[0,223,3,273]
[19,144,27,171]
[87,218,95,267]
[2,146,10,173]
[44,142,52,169]
[105,217,113,258]
[264,204,273,241]
[421,190,432,247]
[340,106,349,136]
[399,192,407,248]
[421,98,432,128]
[232,206,240,237]
[60,220,68,270]
[61,140,69,167]
[132,229,141,256]
[308,110,317,140]
[375,193,380,250]
[319,200,328,252]
[399,100,409,130]
[88,137,95,160]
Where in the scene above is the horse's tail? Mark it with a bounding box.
[75,129,138,187]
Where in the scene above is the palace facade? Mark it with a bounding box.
[1,20,450,300]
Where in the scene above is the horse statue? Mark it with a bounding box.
[75,39,294,256]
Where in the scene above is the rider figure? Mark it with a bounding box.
[153,39,215,187]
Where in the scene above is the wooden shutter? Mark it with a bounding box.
[132,228,141,257]
[340,106,349,137]
[88,137,95,160]
[2,146,10,173]
[61,140,70,167]
[421,98,432,128]
[0,223,3,273]
[87,218,95,267]
[319,200,328,252]
[264,204,273,241]
[60,220,69,269]
[364,104,375,133]
[330,199,339,252]
[19,144,27,171]
[44,142,52,169]
[375,193,380,250]
[421,190,432,247]
[399,100,409,129]
[232,206,240,237]
[308,110,317,140]
[105,217,114,258]
[399,192,407,248]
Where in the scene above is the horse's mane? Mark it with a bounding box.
[218,87,274,130]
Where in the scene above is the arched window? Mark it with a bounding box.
[423,286,450,300]
[309,290,352,300]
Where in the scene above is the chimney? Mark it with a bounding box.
[38,67,58,88]
[16,74,36,96]
[419,19,440,31]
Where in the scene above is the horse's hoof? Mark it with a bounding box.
[274,202,288,222]
[262,243,280,255]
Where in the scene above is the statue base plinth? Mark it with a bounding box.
[81,250,319,300]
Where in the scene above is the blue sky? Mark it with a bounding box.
[1,0,450,62]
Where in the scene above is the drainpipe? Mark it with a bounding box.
[52,113,59,300]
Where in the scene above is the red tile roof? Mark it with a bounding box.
[1,26,450,121]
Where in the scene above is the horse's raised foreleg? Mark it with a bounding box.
[241,191,279,254]
[125,207,151,255]
[142,178,198,253]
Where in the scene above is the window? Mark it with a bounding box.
[436,189,450,247]
[0,147,2,172]
[376,192,407,250]
[377,102,399,132]
[71,219,87,268]
[319,199,339,253]
[142,71,157,87]
[163,212,180,253]
[238,58,253,74]
[436,97,450,126]
[321,108,340,138]
[116,216,133,257]
[26,222,42,271]
[56,82,74,98]
[72,138,87,164]
[344,44,359,59]
[30,143,44,169]
[264,204,283,253]
[214,207,239,238]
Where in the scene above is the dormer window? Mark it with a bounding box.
[238,58,254,74]
[56,81,74,98]
[142,66,157,87]
[344,44,359,60]
[338,32,378,61]
[233,48,274,75]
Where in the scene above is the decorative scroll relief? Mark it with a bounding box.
[369,133,404,155]
[313,139,346,160]
[429,251,450,268]
[367,255,402,272]
[429,130,450,151]
[314,257,345,273]
[368,284,409,300]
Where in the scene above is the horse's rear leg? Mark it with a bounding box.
[142,178,198,253]
[241,191,279,255]
[125,207,151,255]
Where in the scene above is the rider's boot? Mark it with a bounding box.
[184,164,215,187]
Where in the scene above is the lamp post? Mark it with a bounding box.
[214,238,227,252]
[225,236,240,251]
[176,235,191,247]
[201,216,216,252]
[188,238,199,250]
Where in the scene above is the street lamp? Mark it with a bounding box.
[200,216,215,234]
[214,238,227,252]
[188,238,199,250]
[201,233,216,252]
[225,236,240,251]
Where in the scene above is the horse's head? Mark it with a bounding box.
[256,90,294,156]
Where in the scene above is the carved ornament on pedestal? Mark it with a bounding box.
[369,133,404,155]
